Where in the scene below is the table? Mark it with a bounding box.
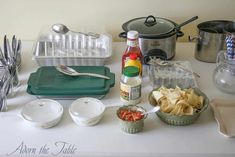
[0,42,234,157]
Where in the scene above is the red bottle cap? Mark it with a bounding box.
[129,53,138,60]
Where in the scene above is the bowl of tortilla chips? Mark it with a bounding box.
[148,86,209,125]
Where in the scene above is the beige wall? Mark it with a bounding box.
[0,0,235,42]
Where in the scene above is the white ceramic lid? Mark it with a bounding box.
[21,99,63,123]
[70,97,105,119]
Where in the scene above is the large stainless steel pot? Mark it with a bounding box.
[120,15,198,64]
[190,20,233,63]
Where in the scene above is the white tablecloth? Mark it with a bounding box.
[0,41,234,157]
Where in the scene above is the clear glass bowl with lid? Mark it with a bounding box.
[213,51,235,94]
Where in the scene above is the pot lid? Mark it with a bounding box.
[122,15,176,37]
[198,20,233,34]
[224,22,235,33]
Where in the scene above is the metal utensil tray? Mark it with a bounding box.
[32,33,112,66]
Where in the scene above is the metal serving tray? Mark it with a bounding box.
[32,32,112,66]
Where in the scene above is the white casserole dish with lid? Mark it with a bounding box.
[69,97,105,126]
[20,99,63,128]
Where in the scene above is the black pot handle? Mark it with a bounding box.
[119,32,127,38]
[145,15,157,27]
[177,31,184,38]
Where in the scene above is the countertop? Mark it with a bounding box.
[0,41,235,157]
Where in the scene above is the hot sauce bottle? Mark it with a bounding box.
[124,53,142,76]
[121,31,143,75]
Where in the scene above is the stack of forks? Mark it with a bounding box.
[0,35,22,88]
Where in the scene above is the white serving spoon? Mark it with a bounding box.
[52,24,100,38]
[56,65,110,80]
[141,106,160,115]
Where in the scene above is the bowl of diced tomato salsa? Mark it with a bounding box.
[116,105,147,134]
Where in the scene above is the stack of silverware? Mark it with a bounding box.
[0,35,22,89]
[0,66,10,111]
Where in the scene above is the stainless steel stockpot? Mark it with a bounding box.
[120,15,198,64]
[190,20,233,63]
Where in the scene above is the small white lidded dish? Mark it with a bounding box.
[69,97,105,126]
[20,99,63,129]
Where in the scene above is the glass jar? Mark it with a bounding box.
[213,51,235,94]
[120,66,141,105]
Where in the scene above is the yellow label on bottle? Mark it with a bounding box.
[124,59,142,75]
